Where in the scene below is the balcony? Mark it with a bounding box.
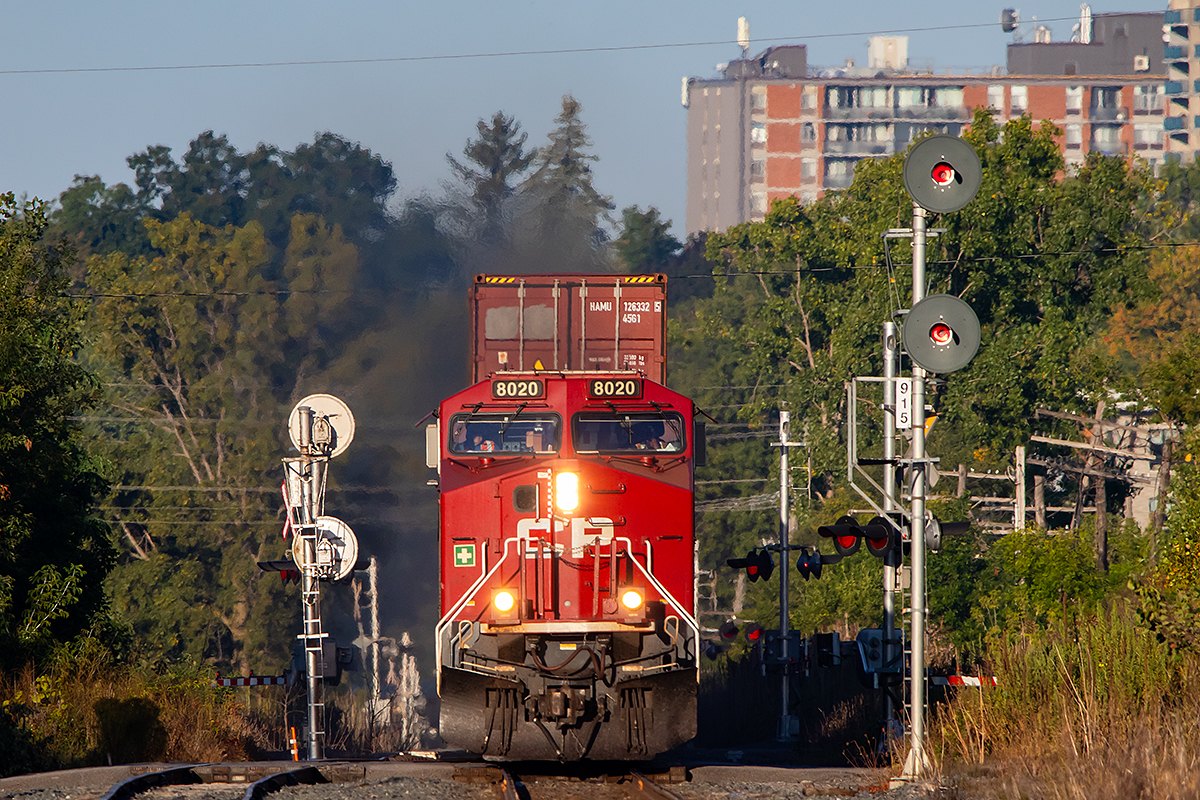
[1089,106,1128,121]
[1166,45,1186,60]
[822,140,897,156]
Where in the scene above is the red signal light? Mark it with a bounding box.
[746,623,763,641]
[931,162,956,187]
[929,322,954,346]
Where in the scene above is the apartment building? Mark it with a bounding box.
[684,12,1167,235]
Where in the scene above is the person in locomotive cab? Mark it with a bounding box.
[471,432,496,452]
[634,421,666,450]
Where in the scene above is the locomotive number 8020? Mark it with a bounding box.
[587,378,642,399]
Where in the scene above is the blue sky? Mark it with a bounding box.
[0,1,1167,239]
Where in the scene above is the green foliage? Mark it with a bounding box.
[1136,429,1200,653]
[0,193,117,668]
[52,131,397,259]
[84,213,361,673]
[935,602,1185,770]
[523,95,616,269]
[446,111,535,245]
[614,206,681,274]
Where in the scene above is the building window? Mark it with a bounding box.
[829,87,857,109]
[801,158,817,181]
[896,87,922,108]
[1092,125,1122,151]
[934,87,965,108]
[802,122,817,143]
[1010,86,1027,114]
[1093,87,1120,110]
[751,89,767,111]
[751,192,768,214]
[1134,123,1162,148]
[1134,85,1164,112]
[861,86,888,108]
[987,85,1004,111]
[825,160,851,179]
[1066,86,1082,113]
[1065,123,1082,148]
[751,121,767,144]
[750,158,766,180]
[802,86,818,110]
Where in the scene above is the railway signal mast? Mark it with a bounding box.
[882,136,982,777]
[282,394,359,760]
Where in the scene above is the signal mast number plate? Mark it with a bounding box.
[589,378,642,399]
[492,379,545,399]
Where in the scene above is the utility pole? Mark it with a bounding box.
[776,411,799,740]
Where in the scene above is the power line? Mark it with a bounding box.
[0,18,1080,77]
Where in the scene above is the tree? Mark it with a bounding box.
[51,131,397,261]
[678,113,1155,646]
[0,193,119,667]
[446,111,535,245]
[84,213,361,673]
[523,95,615,270]
[614,206,681,274]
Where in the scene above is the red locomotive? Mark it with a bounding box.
[426,275,701,760]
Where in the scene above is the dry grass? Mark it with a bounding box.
[932,601,1200,799]
[0,650,270,772]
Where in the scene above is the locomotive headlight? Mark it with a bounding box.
[493,589,516,613]
[620,589,644,610]
[555,471,579,513]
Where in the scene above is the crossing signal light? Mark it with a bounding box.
[796,547,822,580]
[861,516,900,559]
[817,515,863,557]
[924,516,971,552]
[726,548,775,582]
[744,622,764,642]
[795,547,845,579]
[817,515,905,561]
[718,620,739,640]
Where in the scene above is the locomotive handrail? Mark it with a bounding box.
[435,539,513,692]
[616,537,701,656]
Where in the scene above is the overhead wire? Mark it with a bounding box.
[0,17,1085,77]
[56,240,1200,299]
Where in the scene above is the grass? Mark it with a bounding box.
[932,600,1200,799]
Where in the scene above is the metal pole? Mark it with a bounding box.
[904,203,929,778]
[881,321,898,729]
[777,411,796,740]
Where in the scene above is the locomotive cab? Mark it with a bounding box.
[431,371,699,760]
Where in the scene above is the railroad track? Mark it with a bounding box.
[493,767,686,800]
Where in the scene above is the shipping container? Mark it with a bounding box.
[470,274,667,383]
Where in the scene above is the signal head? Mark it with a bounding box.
[903,135,982,214]
[902,294,981,374]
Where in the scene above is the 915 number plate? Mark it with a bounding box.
[492,378,545,399]
[588,378,642,399]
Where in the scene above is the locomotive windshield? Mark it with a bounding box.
[449,413,561,454]
[572,412,687,453]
